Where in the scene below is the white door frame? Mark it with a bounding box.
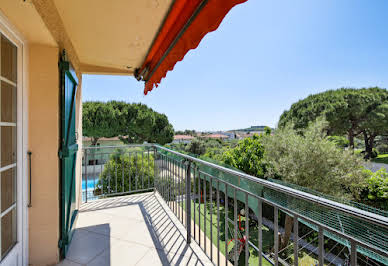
[0,11,29,266]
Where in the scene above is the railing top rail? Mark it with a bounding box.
[83,144,153,150]
[153,144,388,228]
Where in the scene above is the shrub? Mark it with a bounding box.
[361,168,388,210]
[95,149,154,195]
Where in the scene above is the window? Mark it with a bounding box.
[0,33,17,259]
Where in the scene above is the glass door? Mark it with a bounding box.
[0,31,17,262]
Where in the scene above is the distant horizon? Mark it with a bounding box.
[83,0,388,131]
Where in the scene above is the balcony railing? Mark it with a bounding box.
[82,144,388,266]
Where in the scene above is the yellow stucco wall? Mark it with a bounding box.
[28,44,83,266]
[28,44,60,266]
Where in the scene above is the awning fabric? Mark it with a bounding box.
[139,0,247,95]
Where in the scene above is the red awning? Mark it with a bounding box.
[137,0,247,95]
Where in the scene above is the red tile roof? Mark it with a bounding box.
[174,135,195,140]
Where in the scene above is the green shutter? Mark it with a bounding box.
[58,50,79,258]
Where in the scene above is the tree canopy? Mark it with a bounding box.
[82,101,174,145]
[278,87,388,158]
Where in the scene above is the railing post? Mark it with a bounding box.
[153,146,157,192]
[185,160,192,244]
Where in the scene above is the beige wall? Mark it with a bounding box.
[28,44,83,265]
[28,44,60,266]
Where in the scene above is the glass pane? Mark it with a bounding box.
[1,126,16,167]
[1,208,16,256]
[1,81,16,123]
[1,168,15,212]
[1,35,17,83]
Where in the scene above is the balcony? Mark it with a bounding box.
[61,144,387,266]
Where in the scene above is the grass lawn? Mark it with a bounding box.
[372,154,388,164]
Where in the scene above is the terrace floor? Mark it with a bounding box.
[57,192,214,266]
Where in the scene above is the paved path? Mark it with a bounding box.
[364,162,388,172]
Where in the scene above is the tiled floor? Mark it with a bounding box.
[57,192,214,266]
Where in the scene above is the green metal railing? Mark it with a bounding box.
[82,144,388,265]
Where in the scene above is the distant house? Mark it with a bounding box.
[173,135,195,144]
[202,133,229,140]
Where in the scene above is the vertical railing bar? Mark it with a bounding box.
[148,148,150,189]
[115,154,118,193]
[93,149,96,197]
[318,226,324,266]
[153,148,156,190]
[225,184,228,266]
[142,150,144,189]
[245,193,249,266]
[350,239,357,266]
[186,161,192,244]
[210,176,213,262]
[129,151,132,192]
[164,155,166,200]
[135,152,138,191]
[258,198,262,266]
[170,157,173,208]
[121,150,124,192]
[234,188,238,266]
[182,161,184,225]
[179,162,183,224]
[199,171,201,248]
[293,215,299,266]
[85,150,88,202]
[108,166,111,195]
[274,207,279,266]
[193,166,197,241]
[217,180,220,266]
[173,158,176,214]
[204,174,207,256]
[101,151,104,197]
[166,157,171,209]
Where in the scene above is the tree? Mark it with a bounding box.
[117,102,174,145]
[278,87,388,158]
[262,119,367,250]
[82,101,119,145]
[83,101,174,145]
[223,134,267,178]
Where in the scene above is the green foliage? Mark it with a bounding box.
[175,129,196,136]
[327,135,349,148]
[264,126,272,135]
[223,134,267,178]
[366,169,388,200]
[95,150,154,195]
[83,101,174,145]
[360,168,388,210]
[263,119,366,198]
[185,139,207,156]
[82,101,120,145]
[278,87,388,158]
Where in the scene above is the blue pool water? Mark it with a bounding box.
[82,178,98,191]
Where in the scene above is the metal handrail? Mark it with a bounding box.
[154,144,388,228]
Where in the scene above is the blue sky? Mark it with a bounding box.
[83,0,388,131]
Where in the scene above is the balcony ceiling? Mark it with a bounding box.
[53,0,173,75]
